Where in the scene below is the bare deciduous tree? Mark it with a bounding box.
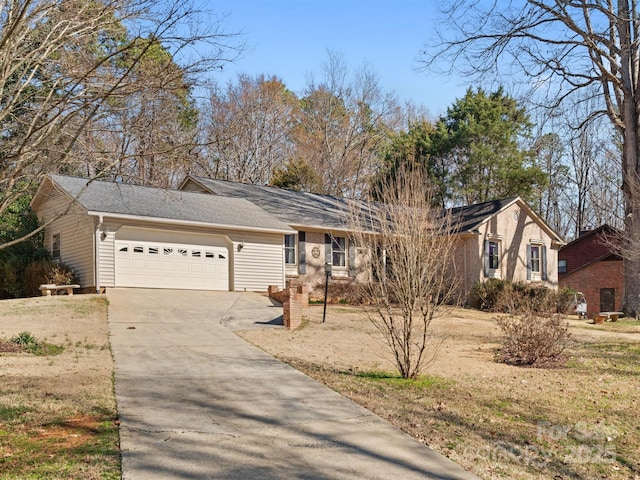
[200,74,297,184]
[295,50,400,198]
[0,0,240,248]
[422,1,640,315]
[348,167,460,379]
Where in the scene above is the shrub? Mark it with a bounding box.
[11,331,38,348]
[22,260,78,297]
[0,195,49,299]
[496,314,571,368]
[311,281,369,305]
[473,278,506,311]
[554,287,578,315]
[474,280,566,315]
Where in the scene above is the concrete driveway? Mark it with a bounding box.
[108,288,479,480]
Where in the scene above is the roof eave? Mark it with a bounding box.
[31,175,87,213]
[87,211,295,235]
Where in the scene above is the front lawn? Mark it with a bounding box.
[239,306,640,479]
[0,296,119,480]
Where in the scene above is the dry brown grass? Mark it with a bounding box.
[0,295,119,479]
[239,304,640,480]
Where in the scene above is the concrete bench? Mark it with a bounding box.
[39,284,80,296]
[594,311,624,324]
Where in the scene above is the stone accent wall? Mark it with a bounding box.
[268,281,309,330]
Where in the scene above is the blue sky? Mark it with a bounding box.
[206,1,469,116]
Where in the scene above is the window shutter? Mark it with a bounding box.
[348,242,356,277]
[483,240,489,278]
[542,245,548,281]
[373,245,382,282]
[298,232,306,274]
[325,234,332,264]
[526,245,532,281]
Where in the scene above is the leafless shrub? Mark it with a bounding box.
[23,260,78,296]
[496,314,571,368]
[310,281,369,305]
[348,167,461,379]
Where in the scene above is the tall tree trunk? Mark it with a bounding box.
[621,98,640,316]
[614,0,639,316]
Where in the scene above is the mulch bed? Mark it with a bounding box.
[0,340,25,353]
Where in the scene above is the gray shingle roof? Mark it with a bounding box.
[448,197,519,233]
[50,175,294,233]
[187,177,529,235]
[188,176,357,231]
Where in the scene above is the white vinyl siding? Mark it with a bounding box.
[37,189,95,287]
[231,232,285,291]
[98,227,116,287]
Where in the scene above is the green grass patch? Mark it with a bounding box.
[581,342,640,363]
[6,331,64,356]
[349,370,453,389]
[67,296,108,315]
[0,405,31,423]
[0,414,120,480]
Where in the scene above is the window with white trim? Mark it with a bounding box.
[284,234,297,265]
[488,241,499,270]
[484,239,501,278]
[530,245,541,274]
[332,236,346,267]
[52,233,61,261]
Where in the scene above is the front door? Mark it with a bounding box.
[600,288,615,312]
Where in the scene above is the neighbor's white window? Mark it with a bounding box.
[284,234,297,265]
[332,236,347,267]
[558,259,567,274]
[52,233,61,261]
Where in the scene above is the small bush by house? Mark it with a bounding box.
[474,279,575,315]
[23,260,78,297]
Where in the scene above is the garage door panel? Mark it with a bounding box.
[147,260,161,270]
[115,239,229,291]
[176,262,189,273]
[131,259,146,269]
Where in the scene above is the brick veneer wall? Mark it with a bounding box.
[559,258,623,317]
[268,281,309,330]
[559,227,618,278]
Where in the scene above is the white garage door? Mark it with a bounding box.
[114,240,229,290]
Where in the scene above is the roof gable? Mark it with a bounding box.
[38,175,294,234]
[559,224,620,275]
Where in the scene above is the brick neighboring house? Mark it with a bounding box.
[558,224,623,317]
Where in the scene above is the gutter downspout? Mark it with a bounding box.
[94,215,103,294]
